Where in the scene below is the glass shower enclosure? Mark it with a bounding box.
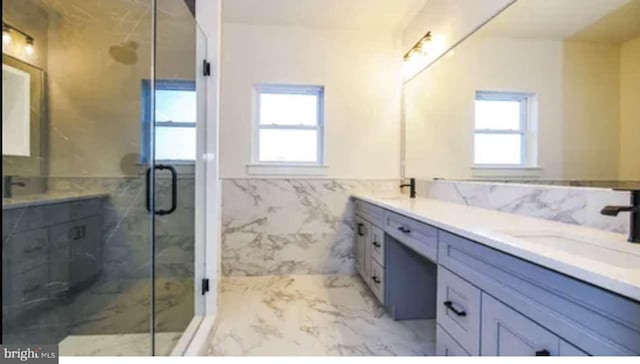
[2,0,206,355]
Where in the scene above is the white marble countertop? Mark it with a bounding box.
[3,192,108,210]
[352,194,640,302]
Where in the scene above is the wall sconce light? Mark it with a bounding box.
[404,31,432,62]
[2,22,35,55]
[2,24,12,45]
[25,37,34,55]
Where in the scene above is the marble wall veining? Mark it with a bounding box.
[221,179,399,277]
[47,176,195,281]
[416,179,631,234]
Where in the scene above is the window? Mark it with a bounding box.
[473,91,535,166]
[141,80,196,162]
[253,85,324,165]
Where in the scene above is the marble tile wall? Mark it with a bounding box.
[47,176,195,281]
[416,179,631,234]
[221,179,400,277]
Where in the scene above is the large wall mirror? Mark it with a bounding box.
[403,0,640,188]
[2,54,45,178]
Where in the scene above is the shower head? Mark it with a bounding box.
[109,40,138,65]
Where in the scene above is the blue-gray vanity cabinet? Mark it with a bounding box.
[354,201,386,304]
[438,230,640,355]
[2,196,104,323]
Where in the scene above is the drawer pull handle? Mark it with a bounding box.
[371,276,381,284]
[443,301,466,317]
[23,284,42,295]
[372,241,381,248]
[357,223,365,237]
[398,226,411,234]
[535,350,550,356]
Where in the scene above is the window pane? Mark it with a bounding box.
[155,127,196,160]
[475,99,521,130]
[259,93,318,126]
[259,129,318,162]
[156,89,196,123]
[474,134,522,165]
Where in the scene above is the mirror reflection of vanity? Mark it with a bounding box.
[404,0,640,189]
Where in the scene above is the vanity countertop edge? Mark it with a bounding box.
[3,192,109,210]
[352,193,640,302]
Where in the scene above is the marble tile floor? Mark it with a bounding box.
[206,275,436,356]
[59,332,183,356]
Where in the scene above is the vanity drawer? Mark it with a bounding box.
[5,228,49,272]
[436,324,470,356]
[438,230,640,355]
[384,211,437,263]
[354,199,384,227]
[370,224,385,266]
[437,265,481,355]
[10,264,49,312]
[369,259,385,304]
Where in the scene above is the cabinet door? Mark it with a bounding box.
[437,324,470,356]
[69,217,101,288]
[481,293,559,356]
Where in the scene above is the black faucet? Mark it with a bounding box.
[400,178,416,199]
[3,176,26,199]
[600,190,640,243]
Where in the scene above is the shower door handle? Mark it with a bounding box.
[146,164,178,216]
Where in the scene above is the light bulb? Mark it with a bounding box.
[2,28,11,46]
[417,38,432,55]
[25,38,34,55]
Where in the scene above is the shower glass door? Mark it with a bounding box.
[2,0,155,356]
[2,0,205,356]
[151,0,206,355]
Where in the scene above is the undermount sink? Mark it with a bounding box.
[492,229,640,270]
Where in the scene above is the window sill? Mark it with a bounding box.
[246,163,328,176]
[471,165,542,179]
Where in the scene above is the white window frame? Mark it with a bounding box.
[251,84,325,169]
[473,91,536,168]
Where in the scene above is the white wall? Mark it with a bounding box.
[220,23,403,179]
[562,41,620,180]
[619,36,640,180]
[404,36,564,180]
